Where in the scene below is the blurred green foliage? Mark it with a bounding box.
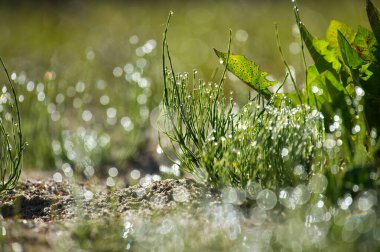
[0,0,369,174]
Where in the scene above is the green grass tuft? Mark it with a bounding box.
[0,58,25,194]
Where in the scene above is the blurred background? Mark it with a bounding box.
[0,0,370,184]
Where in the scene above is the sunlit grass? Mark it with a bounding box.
[2,1,380,251]
[161,12,326,189]
[0,58,24,194]
[0,0,369,174]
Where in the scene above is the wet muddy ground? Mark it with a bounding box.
[0,178,215,252]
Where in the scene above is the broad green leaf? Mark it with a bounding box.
[300,23,341,72]
[326,20,355,49]
[300,24,332,72]
[338,30,366,69]
[214,49,275,99]
[366,0,380,43]
[313,40,341,72]
[354,26,377,62]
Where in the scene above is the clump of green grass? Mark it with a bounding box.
[203,103,326,188]
[161,14,328,188]
[161,65,327,188]
[161,0,380,194]
[0,58,24,194]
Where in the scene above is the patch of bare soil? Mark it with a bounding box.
[0,178,214,252]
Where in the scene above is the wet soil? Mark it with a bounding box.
[0,178,215,252]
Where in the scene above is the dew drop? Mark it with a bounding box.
[309,173,328,194]
[84,190,94,201]
[246,181,262,200]
[256,189,277,210]
[108,167,119,177]
[53,172,62,183]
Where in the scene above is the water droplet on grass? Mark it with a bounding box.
[84,190,93,201]
[279,187,297,209]
[82,110,93,122]
[309,174,328,194]
[106,177,115,187]
[62,163,73,177]
[84,166,95,178]
[99,95,109,105]
[156,145,163,154]
[124,63,134,74]
[293,184,311,205]
[113,67,123,77]
[75,81,85,93]
[293,165,304,176]
[352,125,361,134]
[281,148,289,157]
[130,169,141,180]
[355,86,365,97]
[18,95,24,102]
[222,187,245,205]
[37,92,45,102]
[53,172,62,183]
[324,139,336,149]
[108,167,119,177]
[246,181,262,200]
[107,107,117,118]
[26,81,34,92]
[256,189,277,210]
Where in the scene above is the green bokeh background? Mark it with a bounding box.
[0,0,371,172]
